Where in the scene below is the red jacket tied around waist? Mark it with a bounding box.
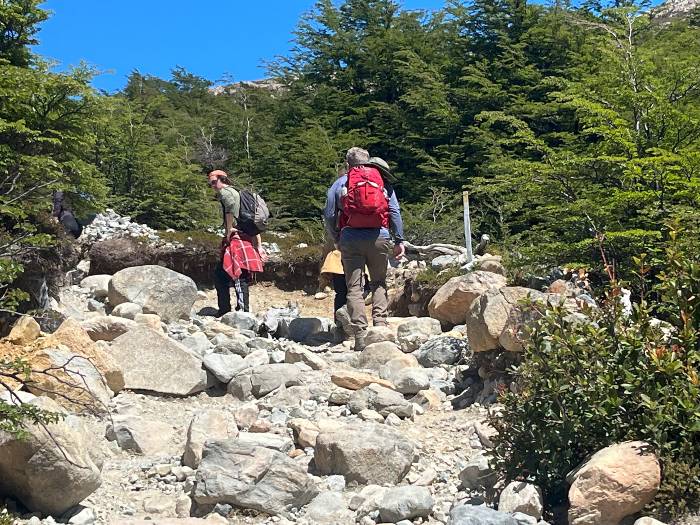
[222,231,263,279]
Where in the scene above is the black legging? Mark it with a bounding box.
[332,272,370,313]
[214,264,250,314]
[332,274,348,313]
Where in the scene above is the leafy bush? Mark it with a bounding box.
[490,231,700,515]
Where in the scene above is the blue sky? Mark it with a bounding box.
[35,1,445,93]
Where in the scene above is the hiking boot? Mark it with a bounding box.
[354,330,368,352]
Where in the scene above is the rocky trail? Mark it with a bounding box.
[0,211,675,525]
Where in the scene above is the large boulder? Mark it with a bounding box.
[466,287,547,352]
[183,410,238,468]
[193,440,318,515]
[108,265,197,322]
[110,326,207,395]
[567,441,660,525]
[428,271,507,325]
[0,397,102,515]
[39,318,124,394]
[314,422,415,484]
[26,345,114,413]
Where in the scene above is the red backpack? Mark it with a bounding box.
[340,165,389,229]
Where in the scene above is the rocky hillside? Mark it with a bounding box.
[0,217,678,525]
[653,0,700,21]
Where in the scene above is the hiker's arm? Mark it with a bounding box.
[387,190,405,243]
[387,189,405,258]
[254,234,268,262]
[224,213,235,239]
[323,181,341,242]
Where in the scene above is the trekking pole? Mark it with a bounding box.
[463,191,474,263]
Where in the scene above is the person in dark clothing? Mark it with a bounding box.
[52,190,82,238]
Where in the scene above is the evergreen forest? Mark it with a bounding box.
[2,0,700,298]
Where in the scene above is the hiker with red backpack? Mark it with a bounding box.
[208,170,270,315]
[323,147,406,351]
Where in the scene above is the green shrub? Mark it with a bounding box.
[490,231,700,515]
[414,267,464,287]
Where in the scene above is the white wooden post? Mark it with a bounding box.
[463,191,473,263]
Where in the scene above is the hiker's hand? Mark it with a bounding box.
[393,243,405,259]
[258,246,269,263]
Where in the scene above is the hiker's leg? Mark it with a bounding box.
[366,237,392,326]
[240,270,251,312]
[214,262,232,315]
[332,273,348,313]
[340,237,369,340]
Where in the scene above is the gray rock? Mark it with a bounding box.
[392,368,432,394]
[111,302,143,320]
[431,253,468,270]
[260,304,300,336]
[235,433,294,453]
[304,491,353,524]
[242,348,270,369]
[246,337,276,351]
[285,346,329,370]
[449,504,519,525]
[288,317,334,343]
[213,334,251,356]
[193,440,318,515]
[314,422,415,484]
[358,341,405,370]
[459,453,498,490]
[498,481,543,520]
[105,415,175,455]
[183,409,238,468]
[110,326,208,395]
[249,363,303,397]
[108,265,197,322]
[378,354,421,381]
[80,315,137,341]
[365,325,396,345]
[80,275,111,299]
[379,485,433,522]
[65,506,97,525]
[0,397,102,515]
[221,311,259,332]
[416,336,470,367]
[202,353,246,383]
[396,317,442,352]
[181,332,212,356]
[348,383,415,418]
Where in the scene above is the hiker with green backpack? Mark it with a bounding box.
[208,169,270,315]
